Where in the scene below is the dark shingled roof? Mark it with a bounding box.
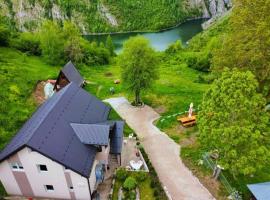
[71,124,110,146]
[110,121,124,154]
[62,61,84,86]
[0,82,113,177]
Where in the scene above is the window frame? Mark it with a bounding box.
[44,185,54,192]
[37,164,48,172]
[10,162,24,171]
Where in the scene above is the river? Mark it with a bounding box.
[86,19,205,53]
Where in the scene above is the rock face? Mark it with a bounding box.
[207,0,232,17]
[188,0,232,29]
[189,0,232,19]
[0,0,99,34]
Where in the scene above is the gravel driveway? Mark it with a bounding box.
[105,97,214,200]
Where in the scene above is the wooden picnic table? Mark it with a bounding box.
[177,115,196,127]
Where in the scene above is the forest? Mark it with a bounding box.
[0,0,201,33]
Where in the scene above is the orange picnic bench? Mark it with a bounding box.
[177,115,196,127]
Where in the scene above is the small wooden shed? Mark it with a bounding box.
[54,61,84,91]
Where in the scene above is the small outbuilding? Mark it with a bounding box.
[247,182,270,200]
[54,61,84,91]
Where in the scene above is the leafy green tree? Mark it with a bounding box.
[119,36,158,105]
[198,69,270,177]
[39,21,64,65]
[212,0,270,99]
[63,21,83,64]
[105,35,115,56]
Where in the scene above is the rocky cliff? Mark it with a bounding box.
[188,0,232,29]
[0,0,108,34]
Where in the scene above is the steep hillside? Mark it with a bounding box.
[0,0,231,33]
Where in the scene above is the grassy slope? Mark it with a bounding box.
[0,48,59,149]
[0,45,207,196]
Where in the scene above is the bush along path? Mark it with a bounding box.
[105,97,214,200]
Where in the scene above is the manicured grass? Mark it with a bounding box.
[79,58,208,120]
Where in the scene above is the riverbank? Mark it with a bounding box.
[86,19,206,53]
[86,17,209,36]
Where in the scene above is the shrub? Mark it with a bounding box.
[81,40,110,66]
[0,25,10,46]
[39,20,65,65]
[123,177,137,191]
[116,168,128,181]
[123,190,136,200]
[134,171,147,182]
[153,189,159,197]
[184,52,210,72]
[165,40,183,54]
[11,32,41,55]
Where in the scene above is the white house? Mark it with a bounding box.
[0,82,124,199]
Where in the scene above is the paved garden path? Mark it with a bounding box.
[105,97,214,200]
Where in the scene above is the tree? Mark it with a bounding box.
[212,0,270,100]
[119,36,158,105]
[198,69,270,177]
[105,35,115,56]
[63,21,83,64]
[39,21,64,65]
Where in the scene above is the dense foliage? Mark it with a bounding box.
[0,0,201,33]
[198,69,270,177]
[119,36,158,105]
[0,17,113,66]
[10,32,41,56]
[163,16,229,74]
[212,0,270,101]
[123,177,137,191]
[103,0,200,31]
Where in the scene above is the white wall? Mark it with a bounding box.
[0,160,21,195]
[0,146,111,199]
[88,159,98,192]
[18,148,71,199]
[0,147,94,199]
[68,169,90,200]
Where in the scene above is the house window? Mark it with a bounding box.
[10,162,24,171]
[37,164,48,172]
[45,185,54,192]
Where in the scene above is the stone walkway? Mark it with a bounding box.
[105,97,214,200]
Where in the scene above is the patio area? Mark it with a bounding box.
[121,137,148,172]
[96,137,148,199]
